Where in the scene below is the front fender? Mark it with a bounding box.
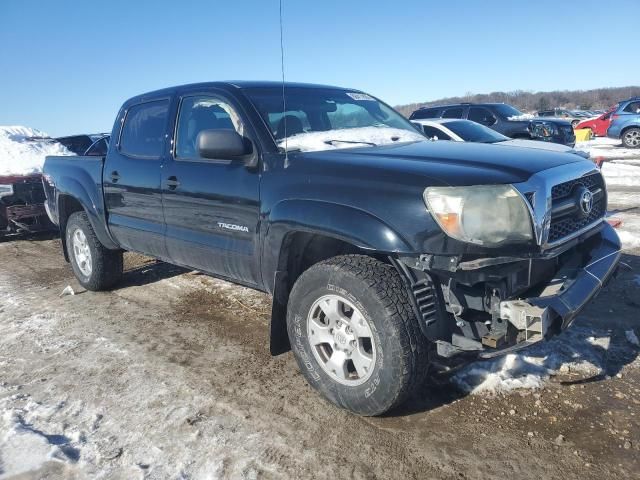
[261,199,413,292]
[55,174,119,250]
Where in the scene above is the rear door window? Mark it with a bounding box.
[468,107,497,126]
[411,108,441,119]
[623,101,640,113]
[119,100,169,158]
[442,107,463,119]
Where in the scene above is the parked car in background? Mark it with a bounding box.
[0,126,75,235]
[55,133,110,156]
[414,118,589,158]
[410,103,576,146]
[0,173,52,234]
[607,97,640,148]
[43,81,620,416]
[84,135,110,156]
[575,109,614,137]
[537,108,582,128]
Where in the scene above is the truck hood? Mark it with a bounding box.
[497,138,589,158]
[299,140,588,186]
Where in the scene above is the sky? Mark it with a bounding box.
[1,0,638,136]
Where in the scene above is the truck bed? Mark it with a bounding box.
[42,155,106,227]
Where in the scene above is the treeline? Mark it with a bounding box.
[395,86,640,117]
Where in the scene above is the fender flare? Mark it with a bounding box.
[262,199,413,288]
[55,174,119,251]
[262,199,414,355]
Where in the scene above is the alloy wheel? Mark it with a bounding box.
[307,294,376,386]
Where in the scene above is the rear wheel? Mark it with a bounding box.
[622,128,640,148]
[286,255,428,416]
[571,119,580,128]
[65,211,123,291]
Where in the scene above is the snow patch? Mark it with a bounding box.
[626,330,640,347]
[0,126,75,176]
[601,162,640,187]
[278,126,425,153]
[607,210,640,249]
[454,326,615,395]
[507,114,535,121]
[0,400,81,478]
[577,137,640,161]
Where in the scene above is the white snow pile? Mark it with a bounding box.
[0,126,75,176]
[453,326,634,395]
[507,114,535,121]
[0,397,83,478]
[613,214,640,249]
[601,161,640,187]
[576,137,640,160]
[277,126,425,153]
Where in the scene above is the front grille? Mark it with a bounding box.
[551,172,602,200]
[548,172,605,243]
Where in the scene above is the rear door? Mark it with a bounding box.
[160,91,261,286]
[441,107,464,119]
[468,106,497,127]
[104,99,170,259]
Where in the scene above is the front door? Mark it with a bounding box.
[104,99,170,259]
[161,93,261,286]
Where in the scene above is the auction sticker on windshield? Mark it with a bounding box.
[346,92,375,101]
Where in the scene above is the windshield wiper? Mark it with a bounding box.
[324,139,377,147]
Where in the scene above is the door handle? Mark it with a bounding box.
[110,171,120,182]
[166,176,180,190]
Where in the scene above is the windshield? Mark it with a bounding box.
[493,104,524,118]
[443,120,509,143]
[244,87,425,152]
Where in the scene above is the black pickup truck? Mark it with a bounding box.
[43,81,621,416]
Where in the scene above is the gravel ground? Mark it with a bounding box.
[0,146,639,479]
[0,235,638,480]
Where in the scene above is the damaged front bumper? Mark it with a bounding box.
[395,223,622,361]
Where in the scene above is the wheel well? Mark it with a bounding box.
[269,232,386,356]
[58,195,85,261]
[622,125,640,136]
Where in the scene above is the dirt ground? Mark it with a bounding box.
[0,232,638,480]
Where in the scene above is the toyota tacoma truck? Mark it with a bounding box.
[43,82,621,416]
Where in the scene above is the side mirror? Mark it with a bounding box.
[196,129,252,160]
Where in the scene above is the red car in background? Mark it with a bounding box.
[575,109,614,137]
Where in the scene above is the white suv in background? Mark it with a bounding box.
[413,118,590,159]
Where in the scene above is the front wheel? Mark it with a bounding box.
[65,211,123,291]
[622,128,640,148]
[286,255,428,416]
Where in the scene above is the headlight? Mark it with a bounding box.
[424,185,533,246]
[0,184,14,198]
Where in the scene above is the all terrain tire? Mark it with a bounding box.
[286,255,428,416]
[65,211,123,291]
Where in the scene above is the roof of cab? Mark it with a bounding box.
[123,81,356,105]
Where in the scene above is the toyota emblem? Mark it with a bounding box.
[580,190,594,215]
